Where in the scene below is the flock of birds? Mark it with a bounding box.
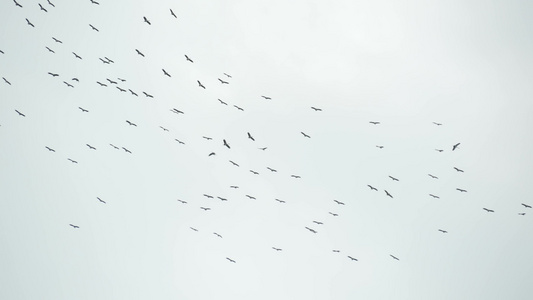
[2,0,531,270]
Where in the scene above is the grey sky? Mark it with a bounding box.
[1,0,532,299]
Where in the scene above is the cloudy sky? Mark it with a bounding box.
[1,0,532,299]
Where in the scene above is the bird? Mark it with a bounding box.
[456,188,467,193]
[428,174,438,179]
[118,78,126,82]
[86,144,96,150]
[126,120,137,126]
[143,16,151,25]
[218,78,229,84]
[200,207,211,211]
[107,78,117,84]
[0,50,4,54]
[452,143,460,151]
[213,233,222,238]
[197,80,205,89]
[45,47,55,53]
[15,110,25,117]
[301,132,311,138]
[267,167,277,172]
[217,197,227,201]
[159,126,169,132]
[26,19,35,27]
[190,227,198,231]
[90,0,99,4]
[72,52,82,59]
[143,92,153,98]
[313,221,323,225]
[311,107,322,111]
[170,9,177,18]
[272,247,282,251]
[249,170,259,175]
[109,144,119,149]
[217,99,227,105]
[45,146,55,152]
[483,208,494,213]
[521,203,532,208]
[384,190,393,198]
[39,3,48,12]
[261,95,271,100]
[177,199,187,204]
[275,199,285,203]
[435,149,444,152]
[72,78,79,82]
[203,194,213,199]
[247,132,255,141]
[122,147,132,154]
[518,213,526,215]
[97,197,106,204]
[347,256,358,261]
[63,81,74,88]
[438,229,448,233]
[175,139,185,145]
[14,0,23,8]
[162,69,171,77]
[376,145,384,149]
[305,227,317,233]
[52,37,62,43]
[99,58,109,64]
[433,122,442,126]
[332,250,340,253]
[389,176,399,181]
[3,77,12,85]
[230,185,239,189]
[67,158,78,164]
[47,0,55,7]
[128,89,138,96]
[185,55,193,63]
[429,194,440,199]
[390,255,400,261]
[223,139,230,149]
[89,24,99,32]
[116,87,126,92]
[329,212,339,217]
[203,136,213,140]
[367,185,378,191]
[369,121,380,125]
[105,56,113,63]
[208,152,216,156]
[258,147,267,151]
[96,81,107,87]
[226,257,236,263]
[290,175,301,179]
[334,200,345,205]
[454,167,464,172]
[233,105,244,111]
[224,73,232,78]
[69,224,79,229]
[135,49,145,57]
[246,195,256,200]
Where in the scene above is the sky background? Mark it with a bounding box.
[1,0,533,299]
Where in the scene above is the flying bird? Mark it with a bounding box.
[129,89,138,96]
[384,190,393,198]
[162,69,171,77]
[39,3,48,12]
[223,73,232,78]
[218,78,229,84]
[203,194,213,199]
[301,132,310,138]
[483,208,494,213]
[122,147,132,154]
[175,139,185,145]
[376,145,384,149]
[118,78,126,82]
[89,24,99,32]
[184,55,193,62]
[63,81,74,87]
[197,80,205,89]
[26,18,35,27]
[52,37,62,43]
[86,144,96,150]
[217,197,227,201]
[45,47,55,53]
[72,52,82,59]
[45,146,55,152]
[135,49,145,57]
[170,9,177,18]
[433,122,442,126]
[96,81,107,87]
[389,176,399,181]
[208,152,216,156]
[452,143,460,151]
[438,229,448,233]
[245,195,256,200]
[347,256,358,261]
[261,95,271,100]
[258,147,267,151]
[69,224,79,229]
[454,167,464,172]
[3,77,11,85]
[213,233,222,238]
[369,121,380,125]
[435,149,444,152]
[126,120,137,126]
[109,144,119,149]
[428,174,438,179]
[159,126,169,132]
[47,0,55,7]
[329,212,339,217]
[203,136,213,140]
[190,227,198,231]
[143,16,151,25]
[266,167,277,172]
[98,58,110,64]
[456,188,467,193]
[247,132,255,141]
[518,213,526,215]
[233,105,244,111]
[332,250,340,253]
[249,170,259,175]
[230,185,239,189]
[15,110,25,117]
[290,175,301,179]
[429,194,440,199]
[68,158,78,164]
[223,139,230,149]
[14,0,23,8]
[313,221,323,225]
[200,207,211,211]
[177,199,187,204]
[521,203,532,208]
[272,247,282,251]
[275,199,285,203]
[334,200,345,205]
[72,78,79,82]
[305,227,317,233]
[226,257,236,263]
[107,78,117,84]
[390,255,400,261]
[311,107,322,111]
[367,185,378,191]
[48,72,59,77]
[97,197,106,204]
[90,0,99,4]
[217,99,227,105]
[143,92,153,98]
[116,87,126,92]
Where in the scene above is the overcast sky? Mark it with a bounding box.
[1,0,533,299]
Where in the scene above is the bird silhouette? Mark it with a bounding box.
[217,196,227,201]
[105,56,114,63]
[116,87,126,92]
[118,78,126,82]
[390,255,400,261]
[170,108,184,115]
[68,158,78,164]
[135,49,145,57]
[275,199,285,203]
[97,197,106,204]
[107,78,117,84]
[99,58,109,64]
[311,107,322,111]
[267,167,277,172]
[384,190,393,198]
[428,174,438,179]
[223,73,232,78]
[223,139,230,149]
[47,0,55,7]
[72,52,82,59]
[217,99,228,105]
[438,229,448,233]
[249,170,259,175]
[170,9,177,18]
[518,213,526,215]
[159,126,169,132]
[258,147,268,151]
[246,195,256,199]
[162,69,171,77]
[433,122,442,126]
[334,200,345,205]
[200,207,211,211]
[329,212,339,217]
[47,72,59,77]
[143,16,151,25]
[14,0,23,8]
[247,132,255,141]
[185,55,193,62]
[389,176,399,181]
[175,139,185,145]
[208,152,216,156]
[190,227,198,231]
[261,95,271,100]
[313,221,323,225]
[301,132,311,138]
[89,24,99,32]
[122,147,132,154]
[203,194,213,199]
[233,105,244,111]
[0,50,4,54]
[291,175,301,179]
[90,0,99,4]
[143,92,154,98]
[197,80,205,89]
[369,121,380,125]
[429,194,440,199]
[63,81,74,88]
[454,167,464,172]
[39,3,48,12]
[218,78,229,84]
[456,188,467,193]
[72,78,79,82]
[52,37,62,43]
[96,81,107,87]
[69,224,79,228]
[45,146,55,152]
[483,208,494,213]
[15,110,25,117]
[347,256,358,261]
[435,149,444,152]
[26,19,35,27]
[3,77,12,85]
[177,199,187,204]
[272,247,282,251]
[86,144,96,150]
[203,136,213,140]
[126,120,137,126]
[45,47,55,53]
[305,227,317,233]
[213,233,222,238]
[230,185,239,189]
[376,145,384,149]
[332,250,340,253]
[367,185,378,191]
[521,203,532,208]
[452,143,460,151]
[129,89,138,96]
[226,257,236,263]
[109,144,119,149]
